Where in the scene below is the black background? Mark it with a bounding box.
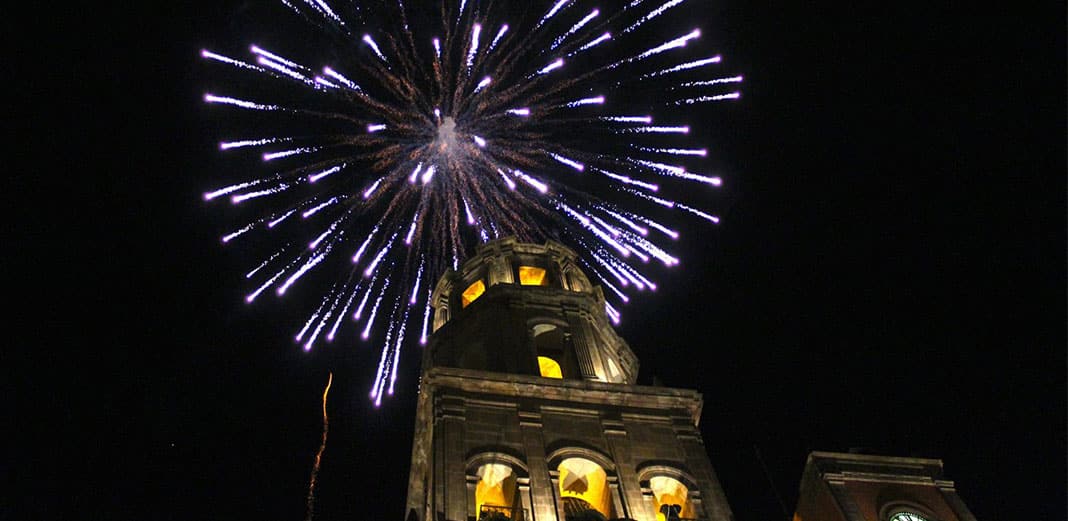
[13,1,1064,520]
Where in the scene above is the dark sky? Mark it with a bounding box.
[16,1,1064,520]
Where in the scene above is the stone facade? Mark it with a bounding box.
[405,239,734,521]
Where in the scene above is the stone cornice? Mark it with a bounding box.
[422,366,703,424]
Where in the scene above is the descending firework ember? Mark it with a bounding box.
[202,0,741,402]
[305,372,333,520]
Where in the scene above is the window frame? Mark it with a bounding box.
[879,501,939,521]
[511,257,557,288]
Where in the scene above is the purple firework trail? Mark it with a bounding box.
[202,0,742,404]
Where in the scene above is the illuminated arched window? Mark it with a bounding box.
[558,458,613,519]
[474,463,517,520]
[889,514,930,521]
[462,279,486,308]
[538,356,563,379]
[518,266,548,286]
[649,476,694,521]
[532,323,574,379]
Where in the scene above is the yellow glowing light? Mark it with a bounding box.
[538,356,563,379]
[518,266,548,286]
[475,464,515,518]
[558,458,612,517]
[461,279,486,308]
[650,476,693,521]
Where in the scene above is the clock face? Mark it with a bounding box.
[889,513,930,521]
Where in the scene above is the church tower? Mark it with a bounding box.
[405,238,734,521]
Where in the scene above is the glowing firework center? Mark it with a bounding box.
[436,117,460,153]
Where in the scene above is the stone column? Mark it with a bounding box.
[568,316,599,381]
[517,478,533,521]
[674,419,734,521]
[604,420,647,520]
[519,409,557,521]
[437,394,468,521]
[406,389,433,521]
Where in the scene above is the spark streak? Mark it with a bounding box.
[308,165,343,183]
[673,92,742,104]
[551,9,599,50]
[488,25,509,51]
[466,24,481,69]
[203,94,279,111]
[362,34,387,62]
[536,59,565,75]
[220,137,292,150]
[642,56,721,79]
[571,32,611,55]
[304,372,332,521]
[565,95,604,107]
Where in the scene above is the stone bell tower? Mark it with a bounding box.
[405,238,734,521]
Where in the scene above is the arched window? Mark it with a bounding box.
[433,305,450,331]
[462,279,486,308]
[474,463,517,520]
[888,513,930,521]
[532,323,576,379]
[637,465,701,521]
[538,356,563,379]
[467,453,528,521]
[557,458,614,519]
[880,500,937,521]
[649,476,694,521]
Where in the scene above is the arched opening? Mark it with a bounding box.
[557,458,613,520]
[538,356,563,379]
[474,463,517,520]
[433,305,450,331]
[462,279,486,308]
[879,499,937,521]
[649,476,694,521]
[888,513,930,521]
[532,323,576,379]
[518,266,549,286]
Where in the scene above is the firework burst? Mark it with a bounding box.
[202,0,741,404]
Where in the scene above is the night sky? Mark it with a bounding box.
[17,1,1064,520]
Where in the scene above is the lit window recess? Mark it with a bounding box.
[558,458,613,518]
[475,463,516,518]
[462,279,486,308]
[538,356,563,379]
[518,266,548,286]
[650,476,694,521]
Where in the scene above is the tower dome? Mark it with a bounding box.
[424,237,638,384]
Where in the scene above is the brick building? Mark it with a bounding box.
[791,452,977,521]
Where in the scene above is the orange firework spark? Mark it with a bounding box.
[305,372,332,521]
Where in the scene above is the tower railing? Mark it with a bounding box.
[477,504,528,521]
